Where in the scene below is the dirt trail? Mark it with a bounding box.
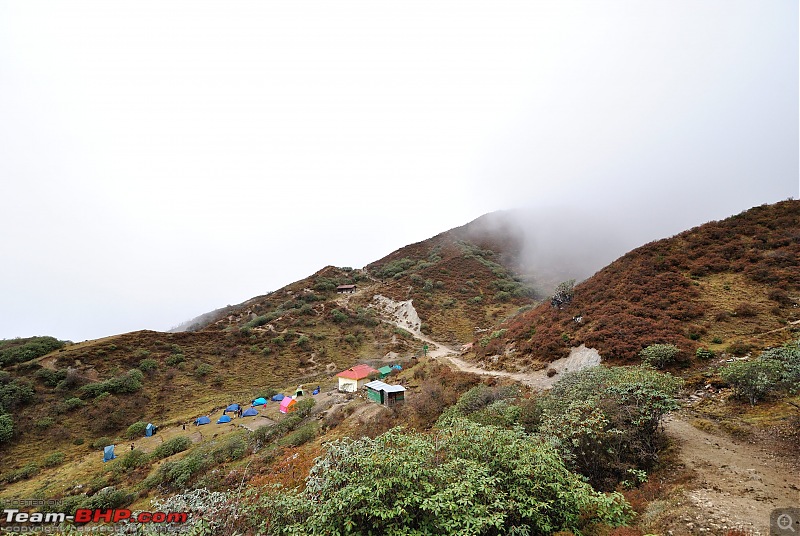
[370,293,800,535]
[660,415,799,535]
[444,346,601,390]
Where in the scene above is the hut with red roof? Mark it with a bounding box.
[336,364,378,392]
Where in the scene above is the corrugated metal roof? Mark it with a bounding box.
[365,380,405,393]
[336,364,378,380]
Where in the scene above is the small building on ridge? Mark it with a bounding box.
[337,364,378,392]
[364,380,406,407]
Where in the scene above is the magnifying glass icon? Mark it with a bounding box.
[778,513,796,532]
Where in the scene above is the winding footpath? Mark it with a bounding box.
[372,295,799,536]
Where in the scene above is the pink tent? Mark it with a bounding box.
[279,397,296,414]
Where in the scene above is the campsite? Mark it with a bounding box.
[0,362,412,511]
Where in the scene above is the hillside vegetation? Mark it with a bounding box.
[476,200,800,368]
[0,221,537,498]
[1,201,798,535]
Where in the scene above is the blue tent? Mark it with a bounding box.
[103,445,116,463]
[242,407,258,417]
[217,414,232,424]
[392,364,402,370]
[312,387,320,395]
[196,416,211,425]
[253,397,268,406]
[226,403,240,412]
[271,393,285,402]
[145,423,156,437]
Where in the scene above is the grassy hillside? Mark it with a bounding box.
[473,200,800,369]
[366,212,541,343]
[3,202,798,535]
[0,219,536,499]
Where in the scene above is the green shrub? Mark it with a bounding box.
[479,329,507,347]
[252,415,303,447]
[35,417,55,430]
[279,422,317,447]
[356,307,377,327]
[35,368,67,388]
[91,437,114,450]
[157,453,211,490]
[639,344,680,369]
[378,258,416,278]
[313,277,337,292]
[43,451,65,467]
[293,398,316,418]
[532,365,682,490]
[138,358,158,372]
[166,353,185,366]
[63,397,85,411]
[0,380,35,413]
[721,358,783,406]
[114,449,150,472]
[0,414,13,444]
[294,421,631,534]
[0,336,66,367]
[494,291,511,302]
[81,369,144,398]
[440,384,518,421]
[210,435,248,463]
[83,488,134,510]
[761,340,800,390]
[394,328,413,339]
[330,309,348,324]
[124,421,148,439]
[195,363,213,377]
[4,463,39,483]
[711,337,724,344]
[150,436,192,460]
[296,335,310,349]
[695,347,715,360]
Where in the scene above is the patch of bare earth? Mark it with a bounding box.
[652,413,800,536]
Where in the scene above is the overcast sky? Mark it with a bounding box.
[1,1,797,342]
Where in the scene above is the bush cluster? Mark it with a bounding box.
[150,436,193,460]
[81,370,144,398]
[0,336,66,367]
[528,365,682,490]
[638,344,680,369]
[720,340,800,405]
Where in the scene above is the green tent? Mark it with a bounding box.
[378,366,393,379]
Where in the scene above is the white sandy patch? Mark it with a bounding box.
[371,295,423,335]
